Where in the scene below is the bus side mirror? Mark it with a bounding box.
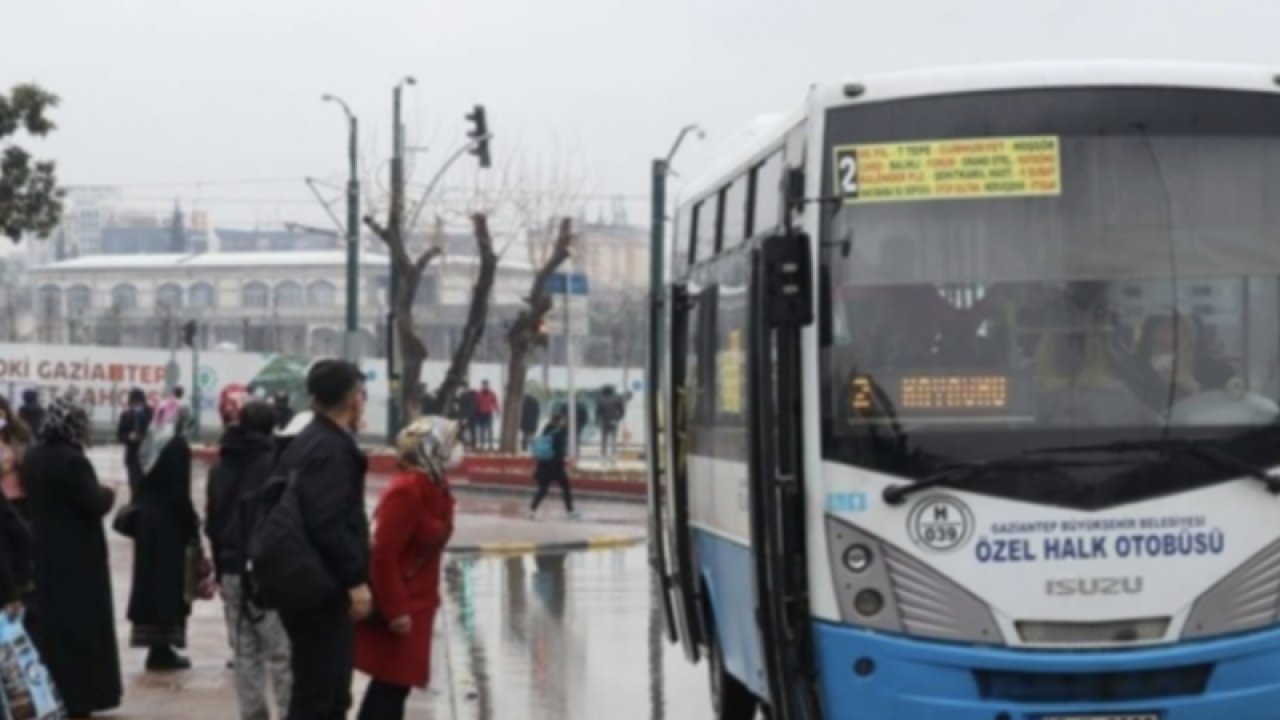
[762,233,814,329]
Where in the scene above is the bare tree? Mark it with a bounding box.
[498,218,574,452]
[365,207,441,425]
[431,213,498,413]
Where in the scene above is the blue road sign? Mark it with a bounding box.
[547,272,590,296]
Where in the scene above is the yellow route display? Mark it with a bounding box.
[718,329,743,413]
[833,136,1061,204]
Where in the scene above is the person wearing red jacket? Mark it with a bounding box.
[354,416,460,720]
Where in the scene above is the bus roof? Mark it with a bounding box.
[822,60,1280,108]
[680,61,1280,206]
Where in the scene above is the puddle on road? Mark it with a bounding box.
[444,547,712,720]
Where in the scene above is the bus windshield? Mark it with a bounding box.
[821,88,1280,509]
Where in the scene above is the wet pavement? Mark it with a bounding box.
[76,446,711,719]
[443,548,714,720]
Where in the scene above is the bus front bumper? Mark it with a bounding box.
[814,620,1280,720]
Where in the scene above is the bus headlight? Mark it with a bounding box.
[843,544,873,573]
[826,515,1004,645]
[854,589,884,616]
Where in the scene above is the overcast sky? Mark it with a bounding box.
[4,0,1280,230]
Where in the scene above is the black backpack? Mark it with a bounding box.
[245,470,337,612]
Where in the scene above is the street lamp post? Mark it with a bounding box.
[386,75,416,443]
[322,94,361,362]
[647,123,703,630]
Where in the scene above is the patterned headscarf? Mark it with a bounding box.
[395,416,462,482]
[41,398,90,446]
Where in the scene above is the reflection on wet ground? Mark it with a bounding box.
[444,547,712,720]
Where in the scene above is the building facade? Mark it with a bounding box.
[29,251,534,360]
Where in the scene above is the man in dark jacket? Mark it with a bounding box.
[272,360,371,720]
[17,389,44,437]
[596,385,625,461]
[117,388,152,492]
[455,382,477,449]
[207,402,292,719]
[520,394,541,451]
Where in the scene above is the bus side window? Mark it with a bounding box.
[723,177,748,249]
[673,205,693,278]
[752,152,784,236]
[696,199,717,264]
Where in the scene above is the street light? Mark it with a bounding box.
[322,93,361,362]
[664,124,706,170]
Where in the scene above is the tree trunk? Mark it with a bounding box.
[394,260,427,425]
[366,212,441,430]
[498,218,575,453]
[498,342,532,451]
[433,213,498,415]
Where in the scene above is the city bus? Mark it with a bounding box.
[646,62,1280,720]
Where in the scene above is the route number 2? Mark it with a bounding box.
[837,150,859,198]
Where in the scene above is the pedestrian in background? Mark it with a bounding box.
[273,360,371,720]
[355,416,458,720]
[473,380,500,452]
[156,386,185,425]
[0,397,33,520]
[207,401,292,720]
[273,391,295,431]
[117,388,152,492]
[520,394,541,452]
[530,411,576,519]
[17,390,44,438]
[455,382,477,449]
[21,398,122,718]
[128,408,204,672]
[595,385,625,463]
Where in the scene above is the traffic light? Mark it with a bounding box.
[465,104,492,169]
[181,320,197,347]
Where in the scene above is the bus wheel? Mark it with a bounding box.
[707,618,758,719]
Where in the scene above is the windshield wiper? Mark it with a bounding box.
[882,456,1114,506]
[1025,439,1280,494]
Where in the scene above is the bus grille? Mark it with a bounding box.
[974,664,1213,702]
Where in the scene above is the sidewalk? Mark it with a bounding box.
[80,447,643,718]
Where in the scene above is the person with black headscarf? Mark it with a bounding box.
[127,407,204,672]
[21,398,123,717]
[117,387,152,492]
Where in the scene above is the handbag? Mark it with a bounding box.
[111,503,138,539]
[0,612,65,719]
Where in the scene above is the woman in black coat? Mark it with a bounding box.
[529,412,576,517]
[21,399,122,717]
[127,409,201,672]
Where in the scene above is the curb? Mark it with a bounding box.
[445,534,644,556]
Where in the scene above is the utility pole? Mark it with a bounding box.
[386,77,414,442]
[321,94,361,362]
[344,115,360,360]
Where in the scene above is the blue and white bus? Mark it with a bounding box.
[647,62,1280,720]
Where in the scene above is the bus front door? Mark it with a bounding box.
[665,284,703,662]
[748,233,821,720]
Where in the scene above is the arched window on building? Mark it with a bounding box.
[111,283,138,310]
[307,280,337,306]
[189,282,217,309]
[66,285,92,315]
[242,281,269,308]
[156,283,184,309]
[275,281,304,307]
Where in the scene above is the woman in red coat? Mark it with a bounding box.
[355,416,460,720]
